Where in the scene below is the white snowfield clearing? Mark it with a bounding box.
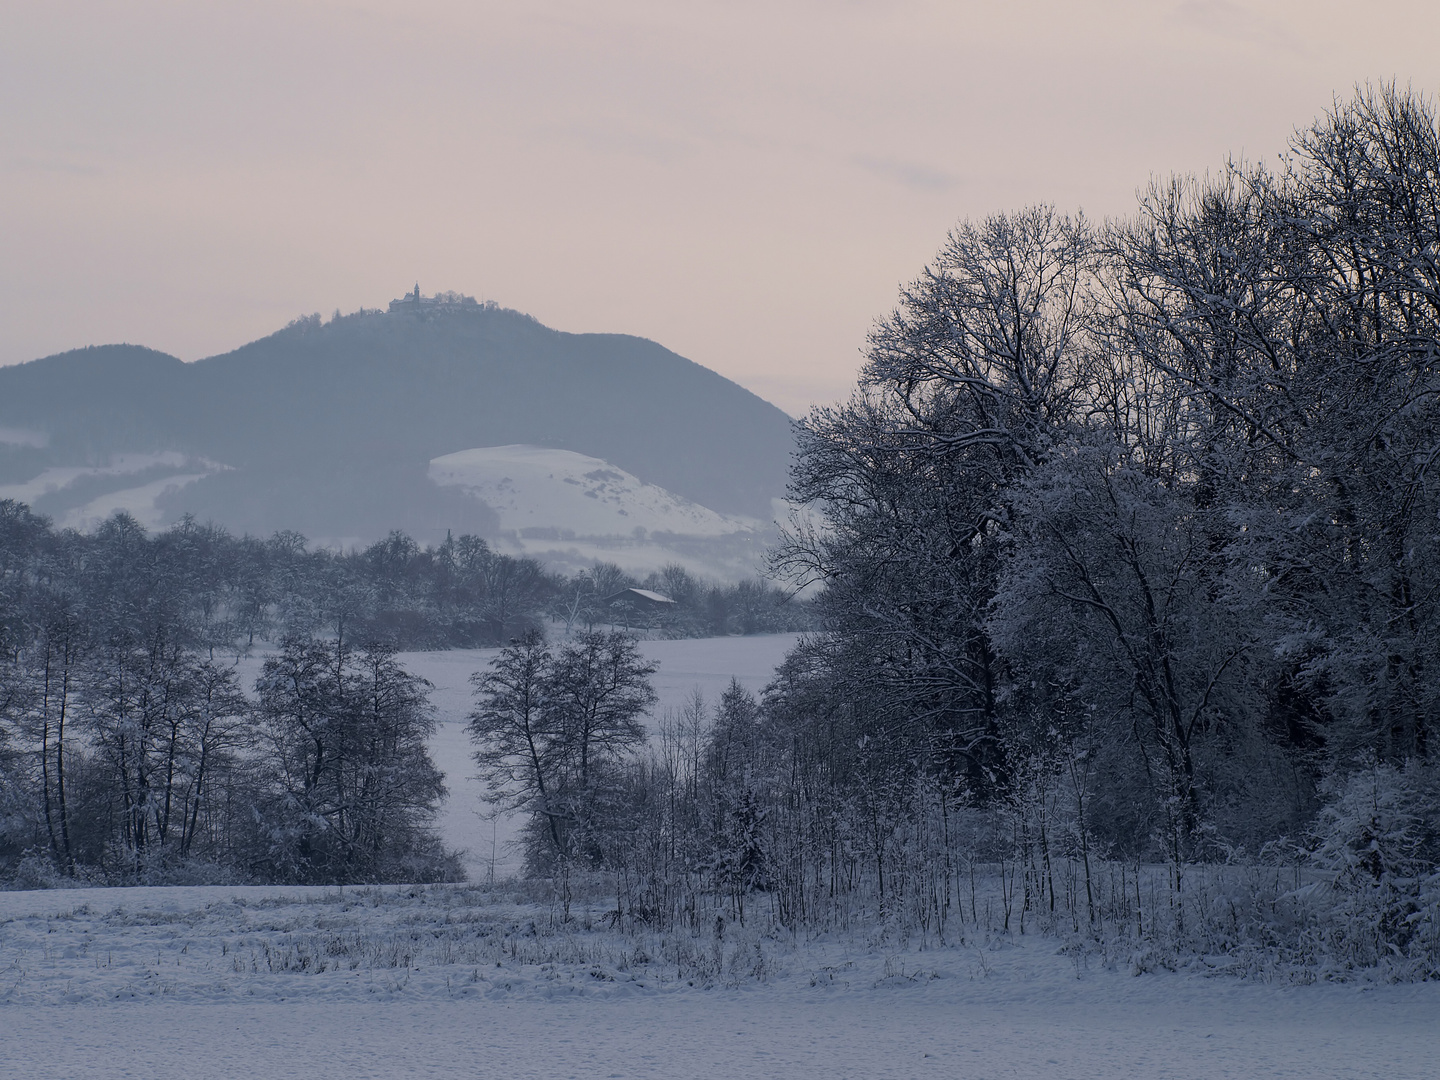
[1,883,1435,1080]
[429,445,756,539]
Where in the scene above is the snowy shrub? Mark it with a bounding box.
[1309,759,1440,977]
[3,851,68,891]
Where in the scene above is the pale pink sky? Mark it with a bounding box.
[3,1,1437,414]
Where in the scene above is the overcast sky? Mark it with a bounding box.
[3,1,1437,415]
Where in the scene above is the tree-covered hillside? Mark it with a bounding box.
[0,301,795,543]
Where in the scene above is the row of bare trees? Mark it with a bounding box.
[473,88,1440,974]
[469,630,656,902]
[0,507,454,880]
[0,623,452,882]
[773,85,1440,866]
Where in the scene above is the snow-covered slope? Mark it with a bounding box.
[430,445,754,538]
[428,445,775,578]
[0,452,227,530]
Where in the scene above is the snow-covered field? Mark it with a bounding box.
[6,637,1436,1077]
[2,881,1436,1079]
[430,445,754,538]
[16,635,1430,1078]
[428,444,774,579]
[402,633,802,879]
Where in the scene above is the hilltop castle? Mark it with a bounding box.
[388,284,480,313]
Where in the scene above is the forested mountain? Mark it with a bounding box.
[0,300,795,549]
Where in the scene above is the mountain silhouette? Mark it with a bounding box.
[0,298,796,547]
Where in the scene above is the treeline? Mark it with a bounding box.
[0,513,457,882]
[778,86,1440,868]
[0,504,803,882]
[485,656,1440,975]
[0,509,808,653]
[477,88,1440,976]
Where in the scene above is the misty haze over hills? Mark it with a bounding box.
[0,294,797,575]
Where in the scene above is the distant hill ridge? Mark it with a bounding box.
[0,296,796,553]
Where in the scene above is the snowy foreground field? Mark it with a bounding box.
[2,882,1438,1080]
[6,635,1437,1078]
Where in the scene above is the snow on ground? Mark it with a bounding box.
[1,640,1430,1079]
[429,445,754,538]
[2,882,1436,1079]
[401,633,802,879]
[429,445,773,579]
